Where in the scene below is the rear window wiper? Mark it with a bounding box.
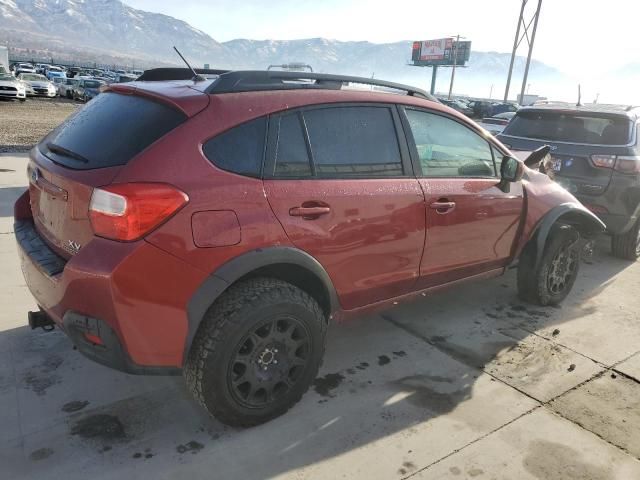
[46,142,90,164]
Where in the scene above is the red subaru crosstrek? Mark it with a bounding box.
[14,70,604,426]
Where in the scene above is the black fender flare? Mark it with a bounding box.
[184,246,340,360]
[529,202,606,269]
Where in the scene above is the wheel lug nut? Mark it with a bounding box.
[274,360,278,364]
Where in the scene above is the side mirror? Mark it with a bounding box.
[498,156,525,192]
[523,145,551,168]
[501,156,524,182]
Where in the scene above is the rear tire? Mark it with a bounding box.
[611,218,640,261]
[517,225,580,306]
[184,277,327,427]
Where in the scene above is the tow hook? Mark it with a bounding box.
[28,310,55,332]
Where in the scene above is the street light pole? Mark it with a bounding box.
[448,35,460,100]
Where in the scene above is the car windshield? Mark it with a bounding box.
[84,80,102,88]
[21,74,47,81]
[0,73,14,81]
[503,110,633,145]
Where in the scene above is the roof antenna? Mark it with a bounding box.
[173,46,205,82]
[577,84,582,107]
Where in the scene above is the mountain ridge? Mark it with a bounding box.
[1,0,568,98]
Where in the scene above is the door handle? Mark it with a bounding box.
[429,201,456,214]
[289,206,331,219]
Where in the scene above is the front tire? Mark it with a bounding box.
[518,225,580,306]
[185,277,327,427]
[611,218,640,261]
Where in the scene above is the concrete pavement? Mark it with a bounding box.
[2,153,640,480]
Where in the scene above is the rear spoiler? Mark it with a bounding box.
[137,68,230,81]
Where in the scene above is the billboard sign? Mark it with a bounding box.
[419,38,452,61]
[411,39,471,67]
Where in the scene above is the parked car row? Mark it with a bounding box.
[2,61,137,102]
[58,77,105,101]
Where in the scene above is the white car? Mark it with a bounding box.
[0,71,27,101]
[14,63,36,75]
[17,73,57,97]
[57,77,79,98]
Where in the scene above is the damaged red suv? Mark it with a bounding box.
[14,69,604,426]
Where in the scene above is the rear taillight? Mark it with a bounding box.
[591,155,617,168]
[89,183,188,241]
[591,155,640,174]
[614,156,640,174]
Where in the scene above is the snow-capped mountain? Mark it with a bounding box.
[0,0,229,65]
[0,0,568,98]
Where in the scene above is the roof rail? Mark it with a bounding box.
[137,67,230,81]
[205,70,436,100]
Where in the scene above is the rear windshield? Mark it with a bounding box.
[503,110,633,145]
[84,80,101,88]
[41,92,186,170]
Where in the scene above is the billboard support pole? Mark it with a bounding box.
[504,0,527,102]
[448,35,460,100]
[430,66,438,95]
[519,0,542,105]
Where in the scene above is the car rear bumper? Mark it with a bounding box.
[14,191,208,372]
[575,190,639,235]
[583,211,637,236]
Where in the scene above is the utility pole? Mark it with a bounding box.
[504,0,542,102]
[448,35,460,100]
[519,0,542,105]
[430,65,438,95]
[504,0,527,101]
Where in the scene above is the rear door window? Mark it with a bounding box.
[42,92,186,170]
[303,106,403,177]
[273,113,312,177]
[504,111,633,145]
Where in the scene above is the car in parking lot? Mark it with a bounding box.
[439,98,473,116]
[46,67,67,81]
[478,112,516,135]
[14,69,604,428]
[72,78,105,101]
[17,73,57,97]
[57,77,78,98]
[114,73,138,83]
[13,63,36,75]
[0,71,27,101]
[498,103,640,259]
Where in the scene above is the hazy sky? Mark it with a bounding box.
[122,0,639,76]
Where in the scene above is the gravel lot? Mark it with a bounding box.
[0,98,78,152]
